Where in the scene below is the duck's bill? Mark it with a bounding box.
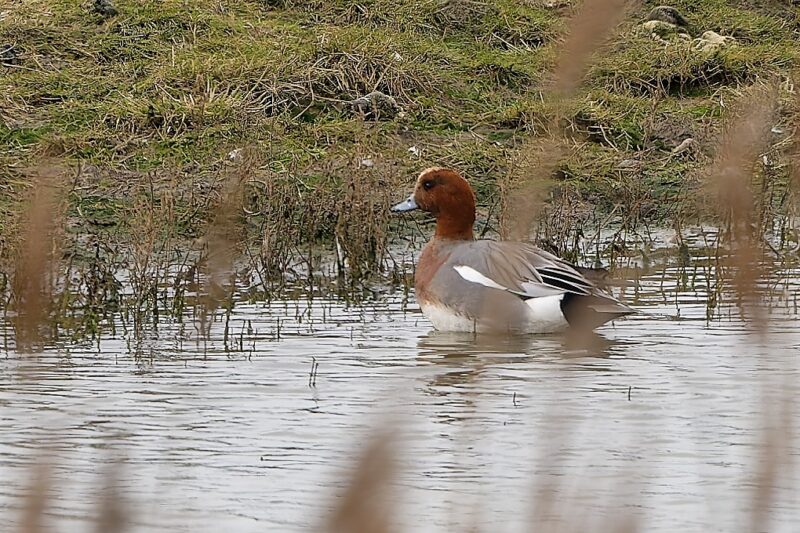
[390,194,418,213]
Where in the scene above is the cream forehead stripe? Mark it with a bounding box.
[417,166,448,180]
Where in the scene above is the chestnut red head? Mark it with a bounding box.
[391,167,476,240]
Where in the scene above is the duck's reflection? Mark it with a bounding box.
[414,329,629,419]
[416,329,622,361]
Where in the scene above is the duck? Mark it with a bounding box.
[391,167,635,333]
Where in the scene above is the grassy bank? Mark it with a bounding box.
[1,1,798,288]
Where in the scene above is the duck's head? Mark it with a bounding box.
[391,167,476,240]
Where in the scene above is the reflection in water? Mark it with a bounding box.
[417,329,623,360]
[1,252,799,532]
[417,330,548,357]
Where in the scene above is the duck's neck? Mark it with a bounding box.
[434,213,475,241]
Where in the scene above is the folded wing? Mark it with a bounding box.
[451,241,592,298]
[450,240,634,327]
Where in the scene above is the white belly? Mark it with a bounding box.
[420,295,569,334]
[420,302,478,332]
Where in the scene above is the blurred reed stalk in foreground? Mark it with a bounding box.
[11,168,64,351]
[748,395,794,533]
[196,149,252,344]
[502,0,630,240]
[19,463,51,533]
[201,149,251,308]
[704,82,796,529]
[17,454,129,533]
[324,432,396,533]
[706,83,778,326]
[93,455,129,533]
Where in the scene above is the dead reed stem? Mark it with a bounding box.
[93,459,128,533]
[325,432,396,533]
[201,150,251,311]
[12,171,60,351]
[552,0,631,99]
[19,462,50,533]
[747,394,793,533]
[503,0,631,240]
[707,84,778,325]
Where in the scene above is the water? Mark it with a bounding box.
[2,237,800,532]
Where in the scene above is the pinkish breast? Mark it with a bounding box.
[415,240,450,305]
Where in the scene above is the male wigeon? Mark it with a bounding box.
[391,167,635,333]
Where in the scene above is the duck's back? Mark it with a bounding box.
[414,239,632,333]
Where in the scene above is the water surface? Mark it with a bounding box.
[2,237,799,532]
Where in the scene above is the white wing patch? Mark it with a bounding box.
[453,265,508,291]
[454,264,565,299]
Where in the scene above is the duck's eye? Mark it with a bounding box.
[423,180,435,190]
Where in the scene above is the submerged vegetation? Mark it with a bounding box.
[0,0,799,344]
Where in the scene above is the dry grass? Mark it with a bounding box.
[123,173,181,334]
[0,0,798,290]
[250,144,402,290]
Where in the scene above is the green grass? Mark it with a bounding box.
[1,0,798,259]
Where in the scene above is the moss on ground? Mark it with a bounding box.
[1,0,798,262]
